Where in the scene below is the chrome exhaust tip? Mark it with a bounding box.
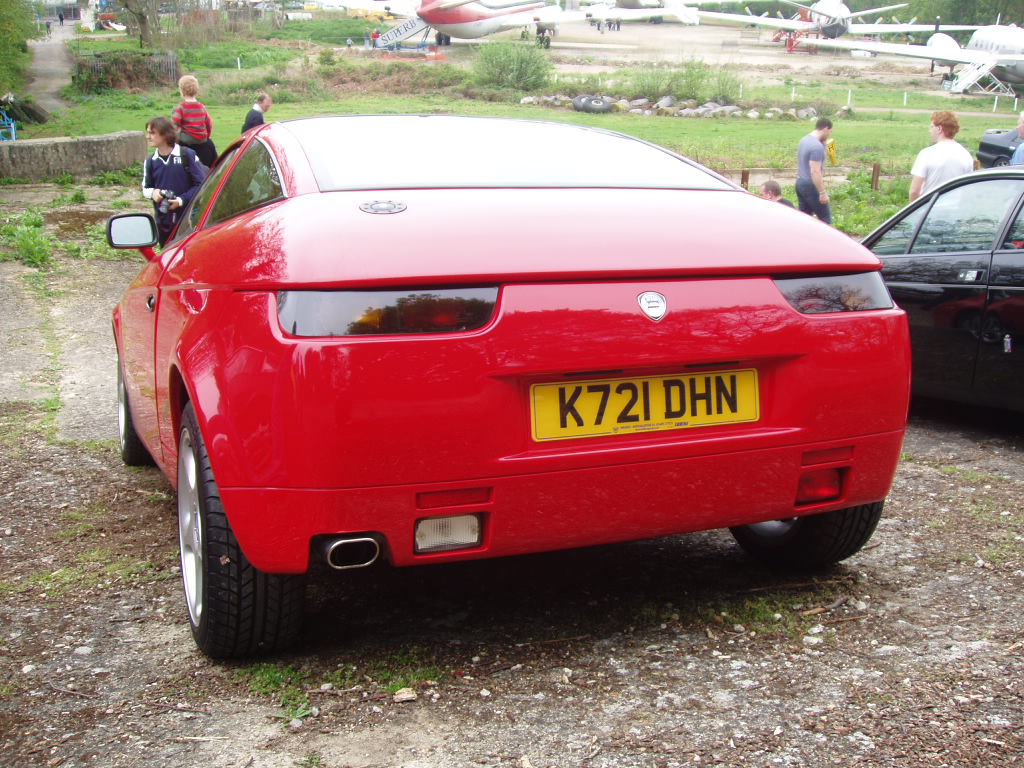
[323,537,381,570]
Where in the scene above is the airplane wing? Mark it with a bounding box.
[795,36,1007,68]
[695,10,811,33]
[321,0,420,17]
[847,22,982,35]
[579,0,699,24]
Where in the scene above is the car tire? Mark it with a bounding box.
[729,501,884,570]
[178,402,305,658]
[993,156,1010,167]
[572,94,595,112]
[117,360,153,466]
[583,97,613,114]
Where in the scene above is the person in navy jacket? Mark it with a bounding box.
[142,116,206,246]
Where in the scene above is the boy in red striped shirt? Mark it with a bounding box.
[173,75,217,167]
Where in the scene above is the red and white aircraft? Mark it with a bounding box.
[332,0,699,45]
[695,0,978,44]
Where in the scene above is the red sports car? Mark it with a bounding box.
[108,115,910,658]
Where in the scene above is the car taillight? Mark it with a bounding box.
[774,272,893,314]
[277,287,498,337]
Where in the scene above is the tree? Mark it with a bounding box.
[906,0,1024,25]
[0,0,34,93]
[116,0,161,48]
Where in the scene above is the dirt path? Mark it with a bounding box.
[25,15,83,114]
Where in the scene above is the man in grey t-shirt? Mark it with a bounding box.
[795,118,833,225]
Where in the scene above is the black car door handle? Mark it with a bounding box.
[146,294,156,312]
[956,270,985,283]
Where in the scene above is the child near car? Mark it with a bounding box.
[172,75,217,167]
[142,116,206,247]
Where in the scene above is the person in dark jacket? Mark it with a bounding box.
[242,93,272,134]
[142,116,206,246]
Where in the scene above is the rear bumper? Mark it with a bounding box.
[221,428,905,573]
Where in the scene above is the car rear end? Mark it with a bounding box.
[175,187,910,573]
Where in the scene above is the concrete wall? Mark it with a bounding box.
[0,131,147,181]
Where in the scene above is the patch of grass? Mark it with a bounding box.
[260,18,377,45]
[49,189,88,207]
[366,647,444,693]
[241,663,313,721]
[64,223,129,261]
[178,41,300,71]
[88,167,140,186]
[831,168,909,237]
[325,646,443,693]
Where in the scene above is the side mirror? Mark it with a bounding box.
[107,213,158,249]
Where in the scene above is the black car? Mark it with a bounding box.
[863,168,1024,413]
[977,127,1022,168]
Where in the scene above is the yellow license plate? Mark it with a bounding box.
[530,369,759,441]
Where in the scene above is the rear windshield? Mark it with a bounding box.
[283,115,734,192]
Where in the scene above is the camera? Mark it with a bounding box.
[157,190,176,214]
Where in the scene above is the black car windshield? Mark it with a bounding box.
[283,115,734,192]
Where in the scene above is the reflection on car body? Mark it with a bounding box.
[864,168,1024,413]
[108,115,910,658]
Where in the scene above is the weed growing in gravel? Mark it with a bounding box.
[0,211,59,268]
[64,223,129,261]
[49,189,88,207]
[241,663,313,721]
[366,647,443,692]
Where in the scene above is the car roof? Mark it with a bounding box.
[275,115,738,193]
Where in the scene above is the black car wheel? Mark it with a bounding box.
[177,402,305,658]
[117,359,153,466]
[729,501,884,570]
[993,156,1010,167]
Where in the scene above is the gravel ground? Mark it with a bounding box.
[1,181,1023,768]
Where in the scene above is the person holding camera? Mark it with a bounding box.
[142,116,206,246]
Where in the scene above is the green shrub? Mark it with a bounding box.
[473,42,552,91]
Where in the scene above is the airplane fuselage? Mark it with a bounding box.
[417,0,551,38]
[966,25,1024,83]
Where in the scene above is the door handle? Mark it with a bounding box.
[956,270,985,283]
[146,294,156,312]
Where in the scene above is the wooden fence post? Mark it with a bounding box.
[871,163,881,191]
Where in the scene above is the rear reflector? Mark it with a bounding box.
[415,514,482,554]
[796,468,843,505]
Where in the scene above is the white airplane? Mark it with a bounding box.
[695,0,978,43]
[796,24,1024,88]
[324,0,700,45]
